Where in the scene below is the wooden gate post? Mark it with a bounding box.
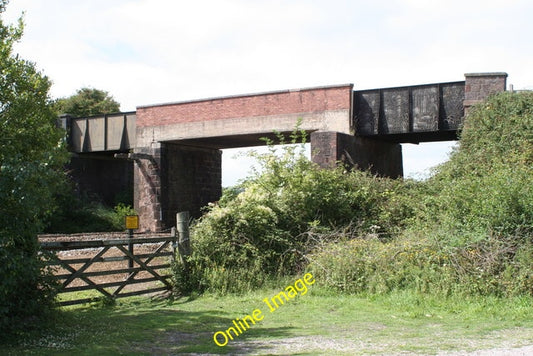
[176,211,191,272]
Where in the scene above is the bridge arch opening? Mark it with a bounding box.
[223,141,456,187]
[222,143,311,187]
[401,141,456,180]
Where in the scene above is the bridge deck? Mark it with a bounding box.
[354,81,465,144]
[63,73,507,153]
[65,112,136,153]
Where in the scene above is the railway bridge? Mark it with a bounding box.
[61,72,507,231]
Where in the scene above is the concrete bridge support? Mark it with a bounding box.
[134,143,221,232]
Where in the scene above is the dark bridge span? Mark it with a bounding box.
[62,72,507,231]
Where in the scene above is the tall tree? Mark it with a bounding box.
[0,0,67,336]
[56,87,121,117]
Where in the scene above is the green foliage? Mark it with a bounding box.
[422,92,533,243]
[310,91,533,297]
[309,231,533,297]
[112,203,137,228]
[55,87,120,117]
[0,1,67,337]
[309,234,451,295]
[174,128,416,294]
[46,199,136,233]
[176,92,533,298]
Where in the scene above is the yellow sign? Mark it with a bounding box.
[125,215,139,230]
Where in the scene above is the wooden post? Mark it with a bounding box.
[176,211,191,258]
[176,211,191,274]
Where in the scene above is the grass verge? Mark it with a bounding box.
[2,288,533,355]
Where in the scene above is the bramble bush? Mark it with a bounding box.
[422,91,533,243]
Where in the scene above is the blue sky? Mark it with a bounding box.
[4,0,532,185]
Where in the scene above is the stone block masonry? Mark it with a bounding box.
[162,144,222,227]
[134,144,164,232]
[134,142,222,232]
[310,132,403,178]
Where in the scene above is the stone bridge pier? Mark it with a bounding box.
[133,143,221,231]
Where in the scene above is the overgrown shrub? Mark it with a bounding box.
[309,230,533,297]
[308,233,451,295]
[421,92,533,243]
[174,129,416,294]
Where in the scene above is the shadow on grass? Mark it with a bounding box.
[1,297,298,356]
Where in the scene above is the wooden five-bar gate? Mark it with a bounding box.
[40,231,177,306]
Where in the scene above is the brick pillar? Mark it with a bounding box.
[464,72,507,112]
[311,131,403,178]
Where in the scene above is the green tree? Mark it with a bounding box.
[56,87,121,117]
[0,0,67,336]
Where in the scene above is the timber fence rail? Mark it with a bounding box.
[40,232,176,306]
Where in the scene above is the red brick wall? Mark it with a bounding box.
[137,85,353,127]
[464,73,507,108]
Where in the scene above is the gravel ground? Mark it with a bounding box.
[441,345,533,356]
[154,328,533,355]
[38,231,171,242]
[233,336,533,355]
